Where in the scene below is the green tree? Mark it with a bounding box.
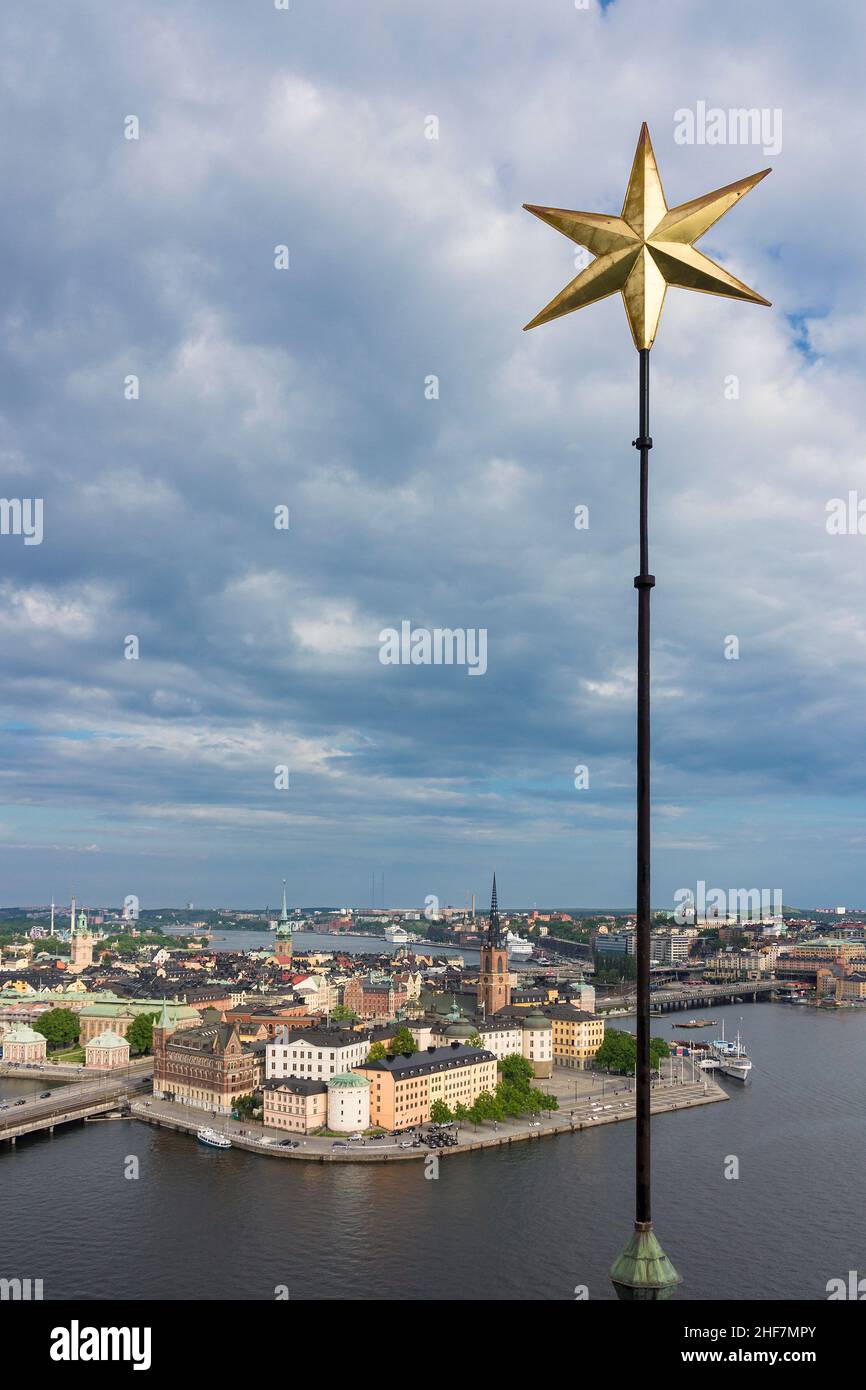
[365,1041,387,1063]
[497,1053,535,1087]
[595,1028,670,1073]
[453,1103,471,1124]
[33,1007,79,1050]
[430,1099,453,1125]
[331,1005,357,1022]
[232,1094,261,1120]
[126,1011,158,1056]
[390,1026,416,1055]
[467,1032,483,1048]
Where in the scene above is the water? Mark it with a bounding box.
[165,928,480,962]
[3,1000,862,1300]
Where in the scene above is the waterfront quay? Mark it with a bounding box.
[129,1063,727,1162]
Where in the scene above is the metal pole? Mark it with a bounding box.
[634,345,654,1229]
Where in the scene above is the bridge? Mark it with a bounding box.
[0,1071,151,1144]
[647,980,778,1011]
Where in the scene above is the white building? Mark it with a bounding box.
[327,1073,371,1132]
[266,1027,370,1081]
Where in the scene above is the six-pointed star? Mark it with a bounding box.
[523,123,770,349]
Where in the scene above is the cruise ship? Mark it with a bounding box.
[503,930,534,958]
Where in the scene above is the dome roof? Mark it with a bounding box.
[444,1018,475,1039]
[328,1072,370,1088]
[523,1009,552,1031]
[87,1029,128,1048]
[3,1023,45,1044]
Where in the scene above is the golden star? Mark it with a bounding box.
[524,123,770,349]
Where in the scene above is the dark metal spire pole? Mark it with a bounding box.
[610,347,680,1298]
[635,346,653,1230]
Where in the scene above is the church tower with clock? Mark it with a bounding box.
[478,874,510,1016]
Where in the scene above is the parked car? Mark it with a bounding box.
[332,1141,348,1149]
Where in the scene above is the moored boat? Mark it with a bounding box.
[197,1126,231,1149]
[710,1022,752,1082]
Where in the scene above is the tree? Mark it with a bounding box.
[497,1054,534,1087]
[126,1012,158,1056]
[331,1005,357,1022]
[390,1026,416,1055]
[233,1094,261,1120]
[430,1099,453,1125]
[467,1032,483,1048]
[33,1008,79,1050]
[453,1103,471,1124]
[595,1028,670,1074]
[365,1041,387,1063]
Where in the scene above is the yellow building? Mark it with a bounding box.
[543,1005,605,1070]
[354,1043,497,1131]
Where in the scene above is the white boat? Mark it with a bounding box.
[504,930,533,958]
[197,1126,231,1149]
[710,1022,752,1083]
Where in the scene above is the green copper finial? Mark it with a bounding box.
[610,1225,681,1300]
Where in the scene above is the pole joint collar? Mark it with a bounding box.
[634,575,655,589]
[631,435,653,450]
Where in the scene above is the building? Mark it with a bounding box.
[521,1008,553,1078]
[69,899,95,974]
[649,929,695,964]
[274,879,293,969]
[594,929,637,958]
[343,974,408,1020]
[327,1073,371,1132]
[478,875,510,1016]
[1,1022,47,1063]
[262,1077,327,1133]
[78,997,200,1044]
[355,1042,498,1131]
[266,1027,371,1080]
[431,1003,554,1078]
[152,1004,264,1114]
[777,939,866,981]
[543,1004,605,1070]
[816,967,866,1003]
[85,1029,130,1070]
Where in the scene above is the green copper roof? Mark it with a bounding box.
[3,1023,45,1044]
[610,1227,681,1298]
[329,1072,370,1088]
[87,1030,128,1049]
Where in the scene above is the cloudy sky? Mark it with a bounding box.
[0,0,864,910]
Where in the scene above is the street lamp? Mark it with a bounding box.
[523,124,770,1299]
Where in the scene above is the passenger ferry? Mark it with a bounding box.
[710,1022,753,1083]
[197,1126,232,1149]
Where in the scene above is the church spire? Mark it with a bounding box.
[486,873,502,947]
[279,878,289,924]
